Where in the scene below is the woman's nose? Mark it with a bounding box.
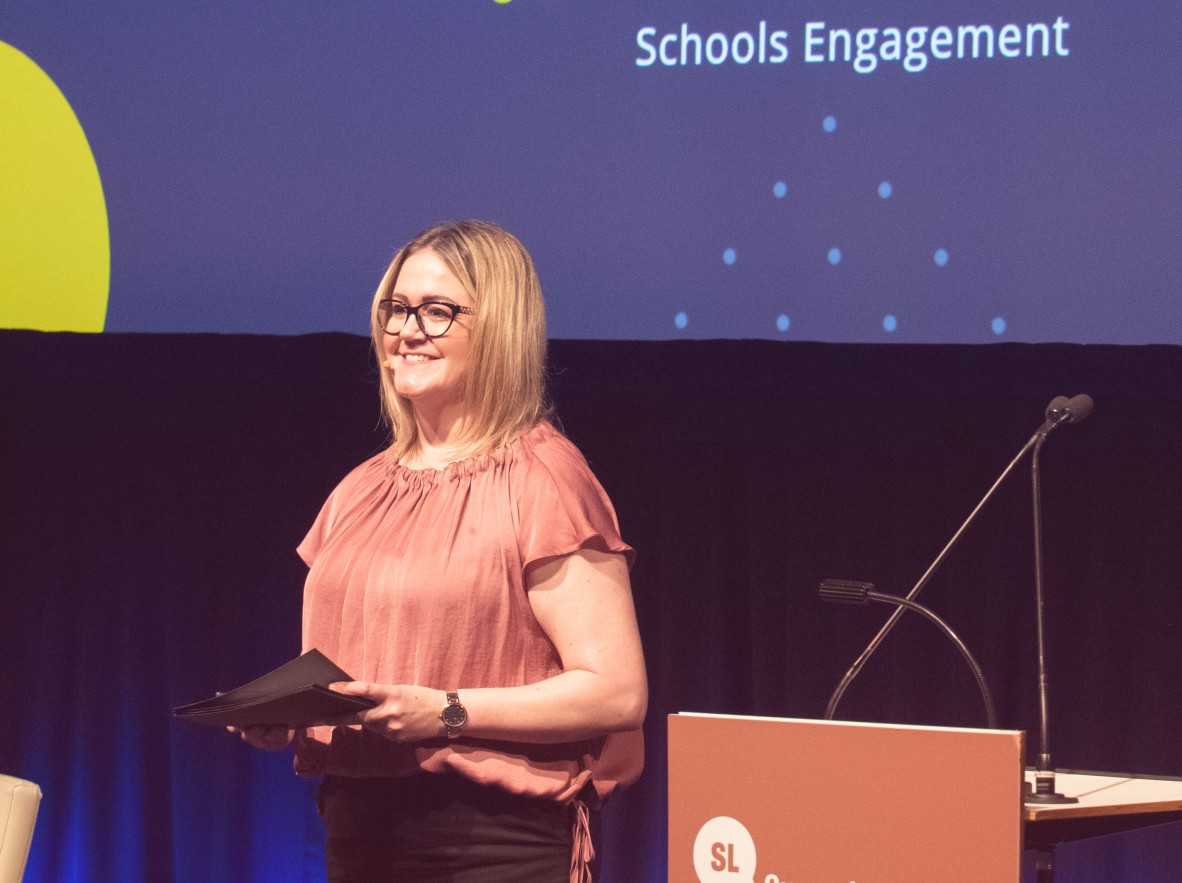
[398,313,426,340]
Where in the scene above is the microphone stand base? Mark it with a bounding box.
[1024,779,1079,805]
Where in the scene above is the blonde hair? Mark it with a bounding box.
[371,220,550,460]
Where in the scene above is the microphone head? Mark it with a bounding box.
[819,579,874,606]
[1064,394,1093,424]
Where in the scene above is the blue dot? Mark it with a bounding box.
[827,247,842,265]
[773,181,787,199]
[823,115,837,133]
[934,248,949,267]
[723,248,737,266]
[878,181,893,199]
[674,311,688,330]
[992,317,1007,335]
[883,314,898,333]
[775,314,790,333]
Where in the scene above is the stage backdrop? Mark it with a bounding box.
[3,1,1181,343]
[2,330,1181,882]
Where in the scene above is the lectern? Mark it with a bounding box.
[668,713,1027,882]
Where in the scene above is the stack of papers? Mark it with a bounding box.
[173,648,375,728]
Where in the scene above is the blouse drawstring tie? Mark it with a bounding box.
[570,799,594,883]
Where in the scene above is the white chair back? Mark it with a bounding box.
[0,775,41,883]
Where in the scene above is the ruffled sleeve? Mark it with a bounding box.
[296,453,386,567]
[512,425,635,571]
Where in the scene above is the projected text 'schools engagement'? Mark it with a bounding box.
[636,16,1071,73]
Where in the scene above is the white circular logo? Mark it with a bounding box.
[692,816,757,883]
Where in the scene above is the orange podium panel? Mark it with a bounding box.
[668,712,1026,883]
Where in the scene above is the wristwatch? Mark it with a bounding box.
[440,691,467,738]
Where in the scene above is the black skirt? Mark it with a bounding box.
[316,773,576,883]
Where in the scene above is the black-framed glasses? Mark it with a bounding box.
[377,299,474,338]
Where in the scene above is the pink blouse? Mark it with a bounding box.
[294,421,643,807]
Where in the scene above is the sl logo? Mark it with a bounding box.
[693,816,756,882]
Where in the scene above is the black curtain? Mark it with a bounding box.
[3,330,1181,882]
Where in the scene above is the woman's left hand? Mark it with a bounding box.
[323,681,447,742]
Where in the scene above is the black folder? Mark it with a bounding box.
[173,648,375,728]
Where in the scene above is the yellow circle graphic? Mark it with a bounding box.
[0,41,109,332]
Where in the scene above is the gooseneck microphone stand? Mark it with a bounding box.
[1024,397,1092,805]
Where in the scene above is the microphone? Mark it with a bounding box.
[1040,394,1093,435]
[822,395,1090,730]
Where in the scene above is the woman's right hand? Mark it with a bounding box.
[228,724,293,751]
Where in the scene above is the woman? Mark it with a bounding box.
[240,219,647,882]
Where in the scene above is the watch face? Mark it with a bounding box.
[441,703,467,728]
